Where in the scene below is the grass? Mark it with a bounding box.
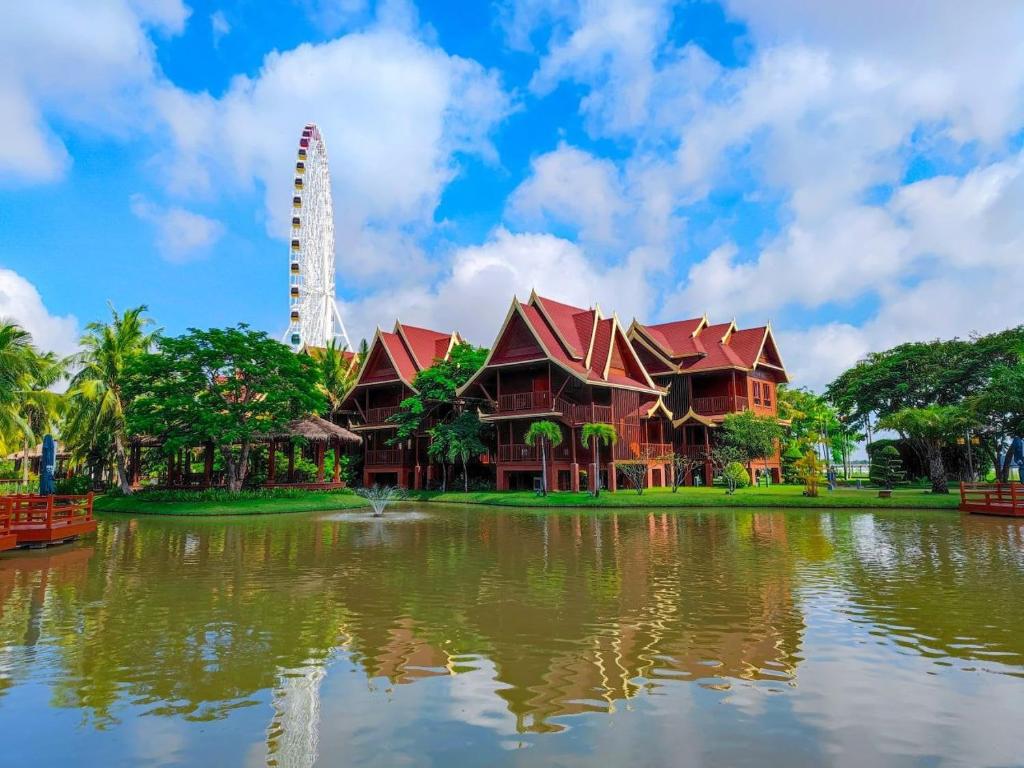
[407,484,962,510]
[92,483,962,517]
[94,488,369,516]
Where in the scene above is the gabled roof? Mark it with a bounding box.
[459,294,659,395]
[348,320,461,392]
[628,316,789,381]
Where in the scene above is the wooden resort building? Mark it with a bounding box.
[341,321,463,489]
[627,316,789,484]
[458,293,669,492]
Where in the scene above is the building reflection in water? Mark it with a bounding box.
[0,506,1021,765]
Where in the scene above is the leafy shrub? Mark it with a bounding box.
[723,462,751,490]
[55,475,93,495]
[111,487,356,503]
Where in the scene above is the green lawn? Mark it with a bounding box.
[94,483,962,517]
[407,484,962,510]
[94,489,369,516]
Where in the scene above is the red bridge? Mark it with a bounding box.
[0,493,97,549]
[959,483,1024,517]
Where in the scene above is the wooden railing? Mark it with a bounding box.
[2,493,95,528]
[959,482,1024,515]
[365,406,400,425]
[497,390,553,413]
[365,449,405,466]
[630,442,673,459]
[498,444,572,463]
[692,396,748,415]
[557,399,613,426]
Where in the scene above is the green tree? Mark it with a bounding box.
[869,445,905,490]
[794,450,824,497]
[580,423,617,497]
[65,305,157,494]
[721,410,783,474]
[313,339,358,420]
[709,444,743,493]
[524,420,563,495]
[428,411,487,492]
[126,325,325,492]
[967,351,1024,482]
[13,351,66,486]
[389,342,488,440]
[878,405,972,494]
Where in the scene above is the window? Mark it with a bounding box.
[763,383,773,408]
[753,381,762,405]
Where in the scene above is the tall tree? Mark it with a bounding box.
[429,411,487,492]
[65,305,157,494]
[524,420,563,496]
[878,406,972,494]
[313,339,358,421]
[581,423,617,497]
[720,410,783,476]
[126,325,325,492]
[0,321,39,455]
[967,352,1024,482]
[14,351,66,485]
[388,342,489,440]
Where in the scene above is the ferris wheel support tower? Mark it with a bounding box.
[285,123,352,352]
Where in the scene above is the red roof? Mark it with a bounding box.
[397,323,455,370]
[631,317,785,378]
[641,317,706,358]
[349,321,460,391]
[467,293,657,393]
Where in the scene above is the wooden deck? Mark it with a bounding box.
[0,502,16,552]
[1,493,97,547]
[959,482,1024,516]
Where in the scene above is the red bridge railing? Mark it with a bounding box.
[959,482,1024,516]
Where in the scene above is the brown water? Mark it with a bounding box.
[1,506,1023,767]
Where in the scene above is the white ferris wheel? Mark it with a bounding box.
[286,123,352,352]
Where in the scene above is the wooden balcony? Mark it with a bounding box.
[365,405,400,426]
[557,399,613,426]
[2,493,97,548]
[497,390,553,413]
[497,444,572,463]
[365,448,406,466]
[692,396,748,415]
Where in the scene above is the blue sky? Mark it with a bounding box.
[1,0,1023,388]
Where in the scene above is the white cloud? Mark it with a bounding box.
[506,143,627,245]
[510,1,1024,392]
[131,196,225,263]
[0,0,188,183]
[339,228,659,347]
[0,269,79,355]
[154,19,510,285]
[525,0,675,135]
[210,10,231,45]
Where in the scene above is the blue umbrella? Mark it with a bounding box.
[40,434,56,495]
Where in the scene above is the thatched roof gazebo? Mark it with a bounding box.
[265,415,362,488]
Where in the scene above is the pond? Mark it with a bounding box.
[1,505,1023,767]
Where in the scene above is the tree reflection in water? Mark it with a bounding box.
[0,506,1022,764]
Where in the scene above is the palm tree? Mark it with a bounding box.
[523,420,563,495]
[65,305,157,494]
[581,423,617,497]
[314,339,357,421]
[0,320,37,411]
[14,351,66,486]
